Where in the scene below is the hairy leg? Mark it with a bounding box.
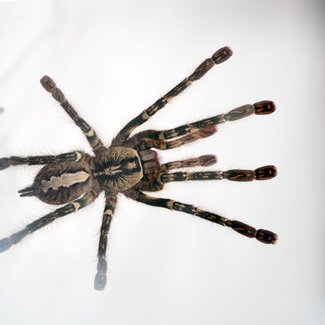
[134,155,218,192]
[133,126,217,151]
[160,165,277,183]
[94,191,117,291]
[124,190,277,244]
[0,192,96,253]
[0,151,87,170]
[135,101,275,142]
[160,155,217,172]
[40,76,104,153]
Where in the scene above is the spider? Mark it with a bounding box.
[0,46,277,291]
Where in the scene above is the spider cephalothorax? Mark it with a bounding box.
[0,46,277,291]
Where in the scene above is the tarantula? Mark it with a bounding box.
[0,46,277,290]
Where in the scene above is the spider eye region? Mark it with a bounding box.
[94,147,143,192]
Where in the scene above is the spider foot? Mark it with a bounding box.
[223,100,275,122]
[225,220,278,244]
[212,46,233,64]
[94,272,107,291]
[255,165,277,180]
[0,237,11,253]
[40,75,56,92]
[40,75,65,102]
[199,155,217,167]
[222,165,277,181]
[256,229,278,244]
[0,158,11,170]
[94,258,107,291]
[254,100,276,115]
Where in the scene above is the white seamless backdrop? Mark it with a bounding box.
[0,0,324,324]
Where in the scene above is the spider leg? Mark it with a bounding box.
[94,191,117,291]
[135,155,218,192]
[160,165,277,183]
[134,126,217,150]
[125,101,275,150]
[40,76,104,154]
[0,151,86,170]
[124,190,277,244]
[137,101,275,142]
[160,154,217,172]
[112,46,233,145]
[0,192,96,253]
[163,101,275,140]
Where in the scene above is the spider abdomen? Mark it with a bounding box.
[25,160,95,205]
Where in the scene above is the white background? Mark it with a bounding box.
[0,0,324,324]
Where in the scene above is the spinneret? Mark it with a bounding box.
[0,46,277,290]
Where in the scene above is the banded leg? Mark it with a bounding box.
[94,191,117,291]
[113,46,233,145]
[0,192,96,253]
[161,154,217,173]
[160,165,277,183]
[125,190,277,244]
[0,151,86,171]
[137,126,217,150]
[40,76,104,153]
[141,101,275,141]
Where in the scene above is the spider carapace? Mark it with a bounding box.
[0,47,277,290]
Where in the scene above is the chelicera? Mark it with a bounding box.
[0,47,277,290]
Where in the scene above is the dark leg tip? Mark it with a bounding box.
[212,46,233,64]
[40,75,56,92]
[0,238,11,253]
[254,100,276,115]
[226,221,278,245]
[255,165,277,180]
[0,158,11,170]
[199,155,217,166]
[94,272,107,291]
[94,258,107,290]
[256,229,278,244]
